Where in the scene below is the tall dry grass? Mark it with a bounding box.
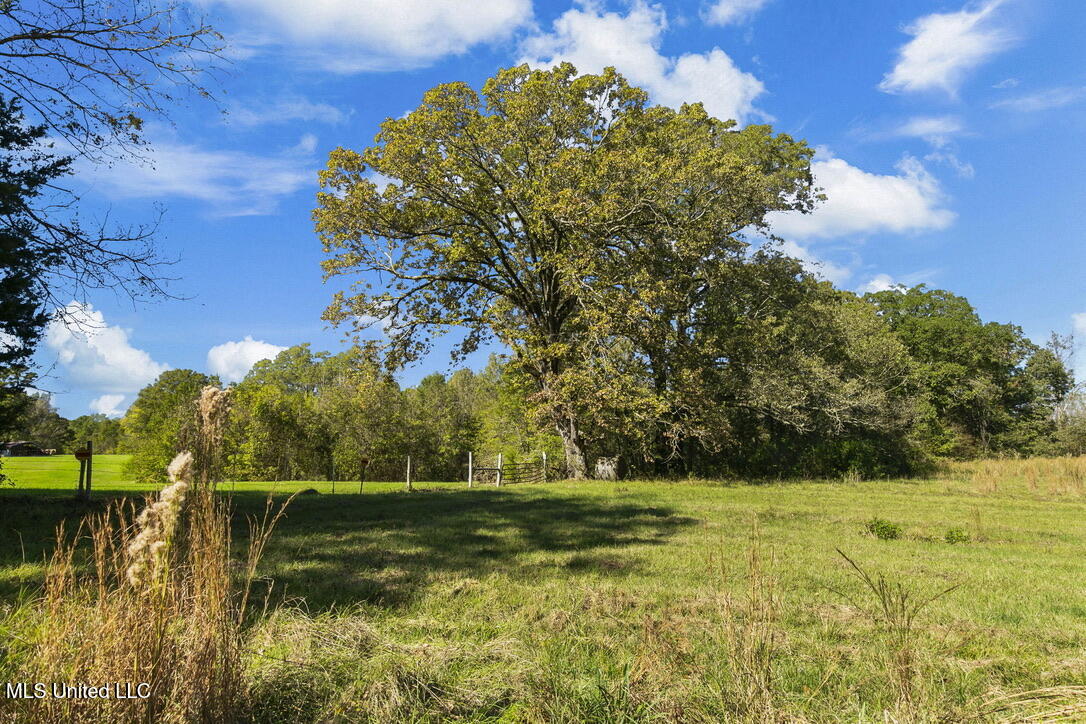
[0,386,292,724]
[833,549,960,716]
[945,455,1086,496]
[716,522,780,722]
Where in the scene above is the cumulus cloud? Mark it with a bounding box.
[207,336,287,384]
[86,133,316,217]
[777,240,853,286]
[196,0,532,71]
[520,2,766,124]
[90,394,126,418]
[703,0,771,26]
[880,0,1014,96]
[858,273,899,294]
[990,86,1086,113]
[768,152,955,239]
[226,96,349,127]
[44,303,169,413]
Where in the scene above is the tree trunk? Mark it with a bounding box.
[556,414,589,479]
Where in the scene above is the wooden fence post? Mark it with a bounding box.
[85,440,93,496]
[542,451,547,483]
[406,455,412,492]
[468,451,473,488]
[496,453,503,487]
[77,457,86,499]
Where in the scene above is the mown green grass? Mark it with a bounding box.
[1,454,134,490]
[2,457,1086,720]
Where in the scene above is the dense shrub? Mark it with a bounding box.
[944,527,970,544]
[865,518,902,540]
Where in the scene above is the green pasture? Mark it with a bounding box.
[0,454,465,495]
[2,456,1086,720]
[1,454,135,491]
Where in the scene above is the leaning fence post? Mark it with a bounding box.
[496,453,503,487]
[85,440,93,496]
[468,451,473,488]
[406,455,412,492]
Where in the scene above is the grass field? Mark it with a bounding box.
[2,456,1086,720]
[1,454,135,491]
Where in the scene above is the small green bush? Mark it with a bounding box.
[944,527,970,544]
[865,518,901,540]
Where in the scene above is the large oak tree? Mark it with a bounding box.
[315,64,821,477]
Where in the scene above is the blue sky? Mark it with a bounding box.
[35,0,1086,418]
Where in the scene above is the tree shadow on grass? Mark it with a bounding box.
[0,493,117,600]
[233,487,697,611]
[0,487,697,610]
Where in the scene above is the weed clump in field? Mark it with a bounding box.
[833,549,961,715]
[944,527,970,544]
[865,517,902,540]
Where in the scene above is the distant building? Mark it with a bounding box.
[1,441,48,457]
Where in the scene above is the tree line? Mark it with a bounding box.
[6,280,1081,484]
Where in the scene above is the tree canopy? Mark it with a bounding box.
[316,63,828,476]
[866,285,1072,456]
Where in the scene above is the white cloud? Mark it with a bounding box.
[207,336,287,384]
[884,117,974,178]
[859,268,938,294]
[895,115,963,147]
[368,172,398,193]
[990,86,1086,113]
[880,0,1014,97]
[197,0,532,71]
[1073,313,1086,338]
[778,240,853,286]
[703,0,771,26]
[90,394,126,418]
[86,134,316,217]
[226,96,348,127]
[293,133,319,155]
[519,2,766,124]
[924,151,974,179]
[768,152,955,239]
[992,77,1019,89]
[1073,314,1086,377]
[44,303,169,409]
[859,273,899,294]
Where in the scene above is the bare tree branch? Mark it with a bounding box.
[0,0,225,161]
